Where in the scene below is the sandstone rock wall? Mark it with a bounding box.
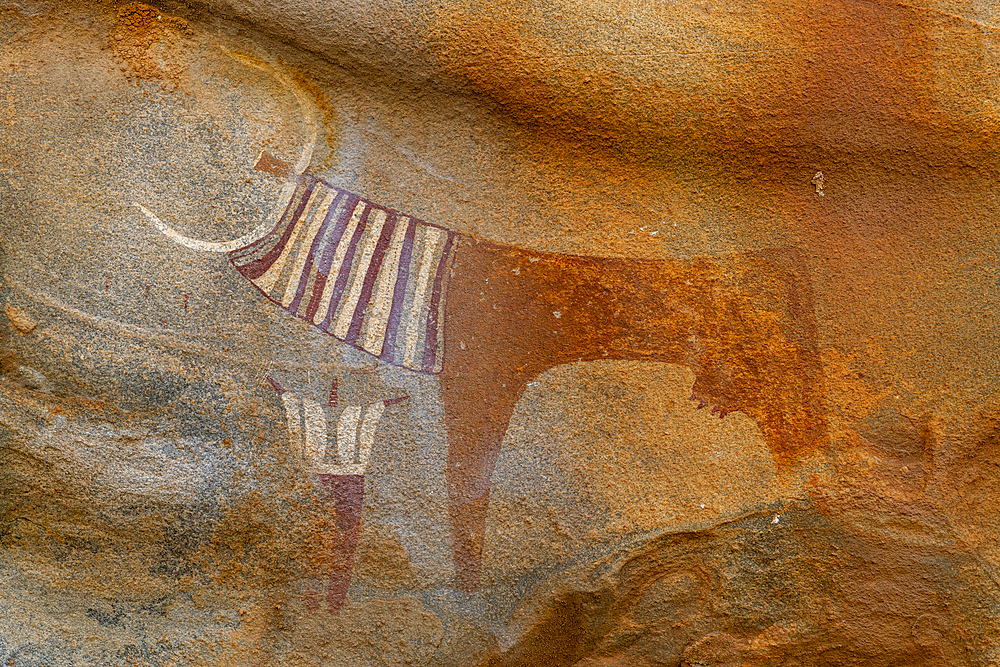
[2,1,1000,664]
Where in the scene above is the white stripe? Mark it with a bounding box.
[281,393,305,459]
[302,397,329,466]
[336,405,362,466]
[310,195,349,275]
[333,209,388,339]
[136,181,299,254]
[311,201,366,326]
[430,239,456,373]
[402,226,446,369]
[220,48,320,175]
[281,187,335,307]
[256,186,324,294]
[357,402,385,469]
[361,217,409,356]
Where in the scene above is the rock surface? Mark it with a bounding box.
[2,0,1000,664]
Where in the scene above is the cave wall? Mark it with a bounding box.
[2,0,1000,664]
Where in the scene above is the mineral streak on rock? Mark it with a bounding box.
[108,1,194,83]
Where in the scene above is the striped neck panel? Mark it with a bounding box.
[230,175,458,374]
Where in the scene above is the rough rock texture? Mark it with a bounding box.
[2,0,1000,664]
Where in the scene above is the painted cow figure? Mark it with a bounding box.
[142,150,827,602]
[250,154,827,592]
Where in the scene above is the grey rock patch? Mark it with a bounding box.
[4,365,51,393]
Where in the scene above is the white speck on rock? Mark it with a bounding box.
[811,171,825,196]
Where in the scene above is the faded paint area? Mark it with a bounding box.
[512,363,781,531]
[0,385,211,502]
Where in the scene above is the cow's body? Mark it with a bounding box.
[442,238,826,590]
[239,161,828,592]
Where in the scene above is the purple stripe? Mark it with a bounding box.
[288,190,346,314]
[235,181,316,280]
[229,185,296,260]
[383,394,409,406]
[379,218,417,366]
[422,232,455,372]
[231,176,310,263]
[311,176,453,232]
[328,379,338,408]
[316,473,364,614]
[344,212,398,346]
[266,375,285,395]
[304,269,329,323]
[303,193,360,322]
[317,194,361,276]
[318,205,372,333]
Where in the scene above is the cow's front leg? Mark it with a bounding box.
[440,361,535,592]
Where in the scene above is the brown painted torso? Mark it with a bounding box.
[440,239,826,589]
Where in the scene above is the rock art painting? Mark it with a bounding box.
[140,149,827,594]
[8,1,1000,664]
[267,373,408,612]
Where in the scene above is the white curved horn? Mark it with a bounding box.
[135,48,319,253]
